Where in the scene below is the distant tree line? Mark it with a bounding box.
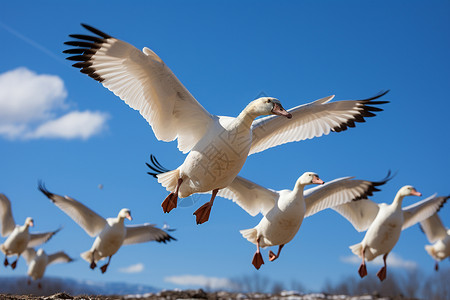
[230,267,450,300]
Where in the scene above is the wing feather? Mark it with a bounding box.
[249,91,389,155]
[123,224,176,245]
[64,24,215,153]
[0,194,16,237]
[304,172,390,217]
[402,194,449,230]
[47,251,74,265]
[419,213,448,243]
[332,199,380,232]
[28,228,60,248]
[215,176,278,216]
[38,182,106,237]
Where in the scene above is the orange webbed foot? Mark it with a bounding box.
[193,202,213,224]
[90,261,96,269]
[268,250,278,262]
[100,264,109,274]
[162,192,178,213]
[376,266,387,281]
[358,263,368,278]
[252,252,264,270]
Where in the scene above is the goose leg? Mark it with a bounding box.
[252,237,264,270]
[90,251,97,269]
[269,244,285,262]
[27,278,31,285]
[358,247,368,278]
[193,189,218,225]
[38,282,42,289]
[376,253,388,281]
[435,261,439,271]
[162,178,183,213]
[100,256,112,274]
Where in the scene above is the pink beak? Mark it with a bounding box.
[29,220,34,227]
[272,103,292,119]
[312,176,325,185]
[411,190,422,197]
[127,214,133,221]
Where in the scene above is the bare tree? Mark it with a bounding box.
[422,267,450,300]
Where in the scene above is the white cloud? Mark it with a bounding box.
[164,275,237,290]
[119,263,144,273]
[29,110,109,140]
[0,67,109,140]
[0,67,67,124]
[340,252,418,270]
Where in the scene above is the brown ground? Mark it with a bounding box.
[0,290,416,300]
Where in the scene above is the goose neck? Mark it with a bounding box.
[235,109,259,129]
[293,182,306,195]
[391,192,405,208]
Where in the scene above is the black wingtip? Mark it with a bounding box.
[80,23,112,39]
[38,181,54,201]
[436,195,450,213]
[353,170,394,202]
[146,154,171,178]
[331,91,390,133]
[376,170,396,186]
[156,233,177,244]
[364,90,390,102]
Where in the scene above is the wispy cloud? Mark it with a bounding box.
[340,252,418,270]
[0,21,65,64]
[0,67,109,140]
[164,275,237,290]
[119,263,144,273]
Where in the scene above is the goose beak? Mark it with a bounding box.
[312,176,325,185]
[272,103,292,119]
[127,213,133,221]
[411,190,422,197]
[29,220,34,227]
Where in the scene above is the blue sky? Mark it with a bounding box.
[0,0,449,292]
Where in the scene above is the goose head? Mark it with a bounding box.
[398,185,422,197]
[37,248,45,256]
[296,172,325,187]
[247,97,292,119]
[118,208,132,221]
[24,217,34,228]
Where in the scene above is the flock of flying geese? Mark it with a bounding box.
[1,24,449,288]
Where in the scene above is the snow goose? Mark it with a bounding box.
[64,24,388,224]
[22,248,74,288]
[332,187,448,281]
[204,171,391,269]
[419,209,450,270]
[38,183,176,273]
[0,194,60,269]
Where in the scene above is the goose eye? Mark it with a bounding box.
[267,99,271,103]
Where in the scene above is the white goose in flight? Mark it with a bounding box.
[0,194,60,269]
[207,171,391,269]
[419,210,450,270]
[64,24,388,224]
[23,247,74,288]
[332,187,448,281]
[38,183,176,273]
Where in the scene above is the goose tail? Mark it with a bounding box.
[80,250,101,263]
[349,243,363,258]
[240,228,258,245]
[425,245,439,260]
[146,154,179,193]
